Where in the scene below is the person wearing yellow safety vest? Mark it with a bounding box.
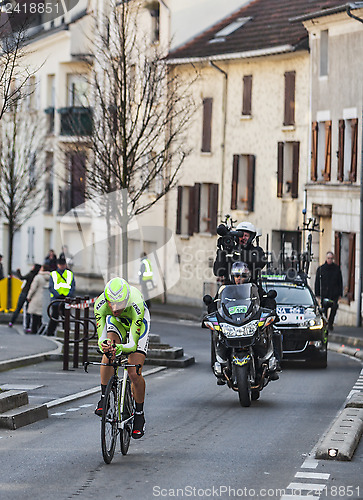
[46,256,75,336]
[138,252,153,308]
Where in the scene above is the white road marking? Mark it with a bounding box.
[51,412,66,416]
[281,496,319,500]
[66,408,80,412]
[287,482,327,492]
[295,472,330,480]
[301,458,318,469]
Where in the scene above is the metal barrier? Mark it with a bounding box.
[47,296,97,370]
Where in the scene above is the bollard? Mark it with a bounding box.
[63,300,71,371]
[73,297,81,368]
[83,296,90,365]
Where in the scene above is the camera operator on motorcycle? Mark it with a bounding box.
[213,221,266,284]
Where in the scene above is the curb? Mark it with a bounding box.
[0,339,63,373]
[328,342,363,361]
[315,395,363,461]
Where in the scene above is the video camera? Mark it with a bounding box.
[216,216,240,253]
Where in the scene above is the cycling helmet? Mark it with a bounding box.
[104,277,130,312]
[231,262,251,282]
[236,221,257,247]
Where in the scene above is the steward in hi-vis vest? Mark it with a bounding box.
[46,257,75,336]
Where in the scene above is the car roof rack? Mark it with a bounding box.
[261,269,308,285]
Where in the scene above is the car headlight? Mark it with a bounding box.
[221,320,259,338]
[304,318,324,330]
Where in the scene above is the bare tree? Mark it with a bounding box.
[0,10,39,121]
[67,0,196,279]
[0,100,46,306]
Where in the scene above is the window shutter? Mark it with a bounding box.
[231,155,239,209]
[349,118,358,182]
[347,232,356,301]
[311,122,318,181]
[193,183,201,234]
[188,186,195,236]
[284,71,295,126]
[209,184,219,235]
[242,75,252,116]
[176,186,183,234]
[277,142,284,198]
[337,119,345,182]
[291,141,300,199]
[334,231,341,266]
[247,155,255,211]
[323,121,332,181]
[201,98,213,152]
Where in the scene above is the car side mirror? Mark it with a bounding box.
[267,290,277,299]
[203,294,213,306]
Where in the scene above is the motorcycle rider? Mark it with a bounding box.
[213,261,280,384]
[213,221,266,284]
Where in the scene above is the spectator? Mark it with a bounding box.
[59,245,73,269]
[9,264,41,329]
[46,257,75,336]
[138,252,154,308]
[44,249,57,271]
[315,251,343,331]
[27,265,50,334]
[0,254,4,280]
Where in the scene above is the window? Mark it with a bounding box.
[310,121,331,181]
[150,3,160,43]
[337,118,358,182]
[284,71,295,126]
[67,74,88,107]
[242,75,252,116]
[320,30,329,77]
[231,154,255,211]
[27,76,37,110]
[69,153,86,209]
[27,227,35,263]
[46,74,55,133]
[335,231,355,302]
[45,152,54,212]
[201,98,213,153]
[277,142,299,198]
[142,151,163,194]
[176,183,218,236]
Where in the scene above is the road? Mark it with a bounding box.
[1,317,363,500]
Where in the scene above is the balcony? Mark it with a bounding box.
[58,107,93,136]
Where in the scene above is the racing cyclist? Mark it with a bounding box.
[94,277,150,439]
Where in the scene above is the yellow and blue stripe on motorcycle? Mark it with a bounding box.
[232,354,251,366]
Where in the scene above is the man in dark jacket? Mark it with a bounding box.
[315,251,343,331]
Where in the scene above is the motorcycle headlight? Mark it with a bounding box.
[221,320,259,338]
[304,318,324,330]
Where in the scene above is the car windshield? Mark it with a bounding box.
[263,282,314,307]
[217,284,260,324]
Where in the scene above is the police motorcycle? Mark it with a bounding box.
[203,283,279,407]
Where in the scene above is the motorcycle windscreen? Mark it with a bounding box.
[217,284,260,324]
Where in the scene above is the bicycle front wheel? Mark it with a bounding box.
[101,376,118,464]
[120,379,134,455]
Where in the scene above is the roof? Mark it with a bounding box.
[168,0,352,63]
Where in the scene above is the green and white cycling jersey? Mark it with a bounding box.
[94,286,150,356]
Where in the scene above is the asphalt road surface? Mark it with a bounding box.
[1,317,363,500]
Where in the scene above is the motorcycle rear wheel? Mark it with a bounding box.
[236,365,251,407]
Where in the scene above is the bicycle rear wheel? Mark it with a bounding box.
[120,379,134,455]
[101,376,118,464]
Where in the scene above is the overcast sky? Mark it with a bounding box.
[170,0,250,48]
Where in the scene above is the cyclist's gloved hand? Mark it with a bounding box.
[102,339,117,357]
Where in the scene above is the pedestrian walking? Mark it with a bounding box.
[46,257,75,336]
[315,251,343,331]
[9,264,42,330]
[27,264,50,334]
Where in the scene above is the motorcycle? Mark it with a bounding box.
[202,283,279,407]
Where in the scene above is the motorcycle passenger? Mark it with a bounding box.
[94,277,150,439]
[213,221,266,284]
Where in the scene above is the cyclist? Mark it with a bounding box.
[94,277,150,439]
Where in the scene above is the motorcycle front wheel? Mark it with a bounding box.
[235,364,251,407]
